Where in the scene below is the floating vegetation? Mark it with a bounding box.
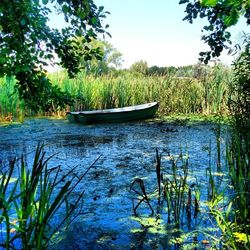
[0,118,248,249]
[129,145,248,249]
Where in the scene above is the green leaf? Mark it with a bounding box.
[179,0,189,4]
[200,0,218,7]
[91,17,98,25]
[98,6,104,12]
[223,9,239,27]
[226,202,232,219]
[42,0,49,4]
[62,4,69,14]
[44,181,71,222]
[20,19,27,26]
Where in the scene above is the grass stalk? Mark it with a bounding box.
[0,144,100,249]
[0,65,232,121]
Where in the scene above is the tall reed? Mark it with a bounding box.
[130,149,200,229]
[161,152,193,227]
[0,76,24,122]
[51,70,230,115]
[0,144,99,249]
[201,64,231,114]
[0,64,232,121]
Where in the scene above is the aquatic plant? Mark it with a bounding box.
[161,151,197,227]
[130,178,154,216]
[0,63,232,121]
[130,149,200,229]
[206,38,250,249]
[207,183,249,249]
[55,68,231,116]
[0,144,99,249]
[203,126,250,249]
[226,132,250,248]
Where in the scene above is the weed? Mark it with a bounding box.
[0,144,100,249]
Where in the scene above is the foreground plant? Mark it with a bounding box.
[208,192,250,249]
[130,149,200,228]
[161,151,200,227]
[0,144,99,249]
[203,131,250,249]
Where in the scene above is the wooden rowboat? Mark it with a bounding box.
[67,102,159,124]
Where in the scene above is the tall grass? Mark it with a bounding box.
[0,144,99,249]
[225,131,250,248]
[130,149,199,229]
[50,65,231,114]
[0,64,232,121]
[0,76,24,122]
[206,135,250,249]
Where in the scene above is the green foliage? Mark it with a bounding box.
[0,64,234,120]
[208,197,240,250]
[147,65,177,76]
[179,0,250,63]
[0,76,24,121]
[130,60,148,76]
[130,149,198,227]
[206,33,250,250]
[79,39,123,75]
[227,132,250,227]
[0,144,99,249]
[0,0,109,111]
[208,143,250,249]
[229,34,250,133]
[161,151,194,227]
[16,70,73,113]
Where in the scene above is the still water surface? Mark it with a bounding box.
[0,118,229,249]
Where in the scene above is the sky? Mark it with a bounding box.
[49,0,249,69]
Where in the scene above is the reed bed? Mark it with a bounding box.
[0,64,232,121]
[50,65,231,114]
[0,76,24,122]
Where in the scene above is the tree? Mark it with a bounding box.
[130,60,148,75]
[80,39,123,74]
[0,0,110,111]
[147,66,177,76]
[179,0,250,63]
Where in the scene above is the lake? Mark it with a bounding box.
[0,118,230,249]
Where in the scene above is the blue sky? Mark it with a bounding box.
[94,0,248,68]
[49,0,249,68]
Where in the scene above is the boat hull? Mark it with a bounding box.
[67,102,158,124]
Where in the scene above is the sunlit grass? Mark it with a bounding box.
[0,64,232,121]
[0,76,25,122]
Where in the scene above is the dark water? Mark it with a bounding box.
[0,118,230,249]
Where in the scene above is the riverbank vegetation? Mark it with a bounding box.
[1,0,249,248]
[0,62,232,122]
[1,45,249,248]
